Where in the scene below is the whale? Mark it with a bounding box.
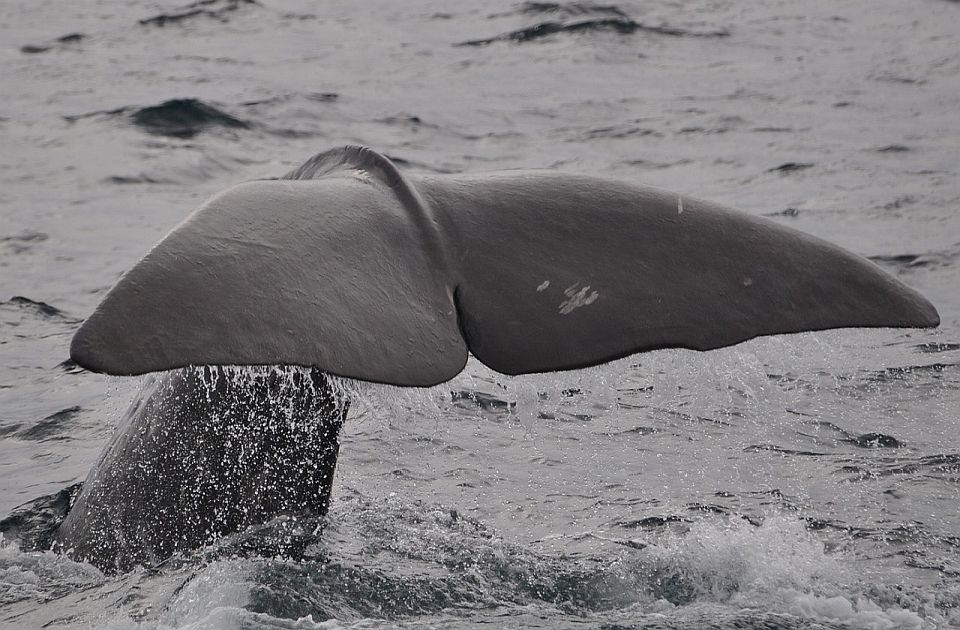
[53,145,939,571]
[53,366,347,571]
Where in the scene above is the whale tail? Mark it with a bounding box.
[70,146,939,386]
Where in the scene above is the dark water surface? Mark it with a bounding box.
[2,0,959,627]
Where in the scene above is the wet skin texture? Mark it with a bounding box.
[54,367,347,573]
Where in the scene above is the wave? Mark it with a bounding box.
[139,0,259,28]
[131,99,250,139]
[457,18,729,46]
[0,296,76,322]
[3,489,953,628]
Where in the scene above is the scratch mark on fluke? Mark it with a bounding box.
[559,283,599,315]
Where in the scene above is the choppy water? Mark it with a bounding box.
[2,0,959,627]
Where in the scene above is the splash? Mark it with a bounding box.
[633,516,928,627]
[0,537,103,607]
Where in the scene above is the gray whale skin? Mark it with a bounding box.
[57,146,939,571]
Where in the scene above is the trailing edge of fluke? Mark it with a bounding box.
[70,146,940,386]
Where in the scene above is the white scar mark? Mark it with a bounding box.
[559,283,599,315]
[348,168,372,184]
[677,195,684,214]
[537,280,550,292]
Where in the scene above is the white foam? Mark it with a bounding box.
[160,608,345,630]
[0,537,103,607]
[784,592,923,630]
[634,515,928,628]
[156,560,254,629]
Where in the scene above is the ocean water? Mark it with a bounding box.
[1,0,959,627]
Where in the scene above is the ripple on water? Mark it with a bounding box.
[138,0,259,28]
[0,296,75,322]
[64,99,251,140]
[457,18,729,47]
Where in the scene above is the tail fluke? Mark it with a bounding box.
[70,147,467,386]
[70,147,939,385]
[419,171,939,375]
